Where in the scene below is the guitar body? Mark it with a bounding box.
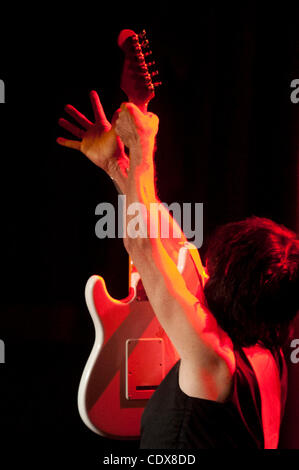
[78,244,203,438]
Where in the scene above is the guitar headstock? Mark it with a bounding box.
[118,29,161,113]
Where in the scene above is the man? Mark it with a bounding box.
[57,91,299,448]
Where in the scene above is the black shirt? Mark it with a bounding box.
[140,348,287,449]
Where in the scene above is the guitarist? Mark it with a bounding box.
[58,92,299,449]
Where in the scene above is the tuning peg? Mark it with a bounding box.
[146,60,156,67]
[138,29,147,39]
[144,50,152,57]
[153,81,162,87]
[150,70,159,77]
[135,51,144,61]
[141,39,150,49]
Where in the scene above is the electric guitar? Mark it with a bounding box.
[77,29,204,439]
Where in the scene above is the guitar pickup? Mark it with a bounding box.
[125,338,164,400]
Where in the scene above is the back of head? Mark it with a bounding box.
[203,216,299,350]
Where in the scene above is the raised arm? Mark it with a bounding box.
[115,103,235,401]
[57,91,197,266]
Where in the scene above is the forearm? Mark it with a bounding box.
[109,143,187,263]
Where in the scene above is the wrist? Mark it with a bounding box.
[107,151,129,193]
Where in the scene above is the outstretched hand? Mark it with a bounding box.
[57,90,126,175]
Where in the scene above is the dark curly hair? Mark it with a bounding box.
[203,216,299,350]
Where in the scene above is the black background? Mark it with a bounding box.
[0,2,299,463]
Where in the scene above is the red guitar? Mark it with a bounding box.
[77,30,204,439]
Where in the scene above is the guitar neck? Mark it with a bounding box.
[114,28,159,298]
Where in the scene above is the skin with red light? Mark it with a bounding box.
[57,91,129,186]
[57,94,282,448]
